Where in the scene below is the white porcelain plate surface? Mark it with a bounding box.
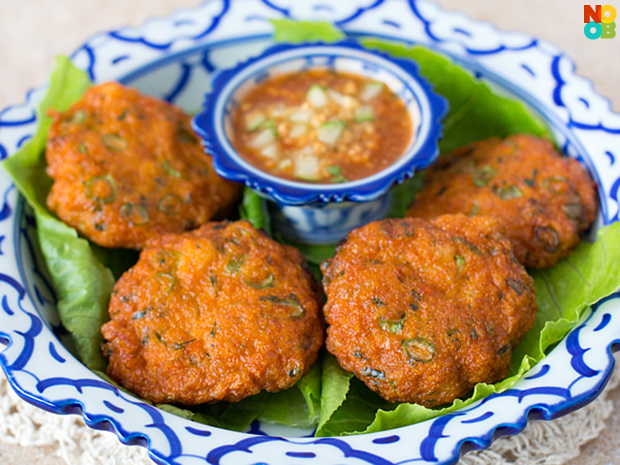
[1,1,620,464]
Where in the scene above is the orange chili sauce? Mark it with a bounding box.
[230,69,413,183]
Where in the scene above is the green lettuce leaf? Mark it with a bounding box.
[190,359,323,432]
[360,38,549,153]
[35,214,115,371]
[385,172,426,219]
[193,392,270,432]
[524,222,620,361]
[270,19,345,44]
[259,355,322,428]
[3,56,114,371]
[239,187,271,235]
[3,55,92,211]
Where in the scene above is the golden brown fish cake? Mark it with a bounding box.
[46,82,242,249]
[101,220,324,405]
[321,215,537,406]
[406,134,598,268]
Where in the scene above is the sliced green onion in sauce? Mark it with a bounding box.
[245,113,266,131]
[326,165,349,183]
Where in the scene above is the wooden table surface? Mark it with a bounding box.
[0,1,619,464]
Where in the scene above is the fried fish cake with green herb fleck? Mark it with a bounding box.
[101,220,324,404]
[406,134,598,268]
[45,82,242,249]
[321,215,537,406]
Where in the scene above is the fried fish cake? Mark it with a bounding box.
[101,220,324,405]
[46,82,242,249]
[406,134,598,268]
[321,215,537,406]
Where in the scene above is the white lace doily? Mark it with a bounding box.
[1,354,618,465]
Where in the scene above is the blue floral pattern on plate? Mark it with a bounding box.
[0,1,619,464]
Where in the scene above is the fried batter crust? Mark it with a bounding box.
[321,215,537,406]
[102,221,324,404]
[46,82,241,249]
[406,134,598,268]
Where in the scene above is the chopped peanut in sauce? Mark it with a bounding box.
[231,69,413,183]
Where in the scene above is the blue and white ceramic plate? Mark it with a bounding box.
[1,1,619,464]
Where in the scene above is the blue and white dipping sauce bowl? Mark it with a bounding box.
[193,40,448,244]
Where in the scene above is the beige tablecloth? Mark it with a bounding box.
[0,1,619,464]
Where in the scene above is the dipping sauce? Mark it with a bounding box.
[230,69,413,183]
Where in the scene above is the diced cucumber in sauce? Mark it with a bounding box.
[307,85,328,108]
[245,113,266,132]
[249,127,277,149]
[327,89,358,109]
[289,110,311,123]
[277,159,293,171]
[289,124,307,138]
[260,143,280,161]
[361,82,384,102]
[318,121,346,146]
[271,103,287,118]
[294,147,321,181]
[354,105,375,123]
